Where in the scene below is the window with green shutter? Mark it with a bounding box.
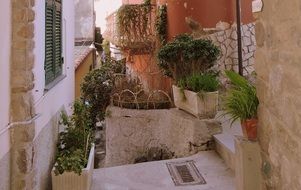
[45,0,62,85]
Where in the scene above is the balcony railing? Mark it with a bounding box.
[103,4,156,51]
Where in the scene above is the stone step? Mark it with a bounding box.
[214,133,235,171]
[213,112,243,172]
[92,151,235,190]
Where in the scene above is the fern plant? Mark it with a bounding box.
[224,71,259,125]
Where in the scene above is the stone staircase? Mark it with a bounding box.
[213,112,243,172]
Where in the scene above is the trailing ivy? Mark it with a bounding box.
[116,3,152,48]
[155,5,167,45]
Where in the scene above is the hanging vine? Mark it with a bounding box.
[155,5,167,45]
[116,3,153,48]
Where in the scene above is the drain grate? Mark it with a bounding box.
[166,160,206,186]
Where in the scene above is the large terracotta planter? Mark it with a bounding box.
[241,119,258,141]
[52,144,95,190]
[172,85,218,119]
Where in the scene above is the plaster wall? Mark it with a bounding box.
[75,51,94,98]
[165,0,253,40]
[0,0,11,158]
[31,0,75,189]
[75,0,94,40]
[126,54,172,93]
[255,0,301,189]
[0,1,11,189]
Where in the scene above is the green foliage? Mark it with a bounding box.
[178,73,219,93]
[54,101,93,175]
[81,67,113,127]
[155,5,167,45]
[95,27,103,51]
[116,4,152,47]
[157,34,220,81]
[223,71,259,125]
[102,40,111,58]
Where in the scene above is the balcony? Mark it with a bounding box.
[103,4,156,52]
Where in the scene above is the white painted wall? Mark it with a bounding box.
[0,0,11,160]
[33,0,75,136]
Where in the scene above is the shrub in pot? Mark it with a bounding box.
[52,101,94,190]
[224,70,259,141]
[157,34,220,118]
[173,73,220,118]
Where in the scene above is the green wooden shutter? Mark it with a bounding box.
[45,0,55,85]
[45,0,62,85]
[54,0,62,76]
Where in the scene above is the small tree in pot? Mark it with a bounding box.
[157,34,221,118]
[224,70,259,141]
[157,34,220,81]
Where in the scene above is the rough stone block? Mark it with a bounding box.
[105,106,222,167]
[235,137,262,190]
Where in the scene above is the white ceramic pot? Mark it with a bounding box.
[173,85,218,119]
[52,144,95,190]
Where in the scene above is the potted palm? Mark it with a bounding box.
[157,34,220,118]
[224,70,259,141]
[52,101,94,190]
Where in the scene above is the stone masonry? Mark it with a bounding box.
[10,0,36,189]
[105,106,222,167]
[255,0,301,189]
[209,23,256,77]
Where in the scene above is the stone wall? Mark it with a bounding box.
[209,23,256,76]
[10,0,36,189]
[105,106,222,167]
[255,1,301,189]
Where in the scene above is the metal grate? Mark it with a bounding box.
[166,160,206,186]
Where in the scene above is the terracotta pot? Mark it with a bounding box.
[241,118,258,141]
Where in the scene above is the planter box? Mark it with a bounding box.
[173,85,218,119]
[52,144,95,190]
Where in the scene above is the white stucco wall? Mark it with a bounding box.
[33,0,75,137]
[0,0,11,161]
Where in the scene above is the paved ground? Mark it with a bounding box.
[92,151,234,190]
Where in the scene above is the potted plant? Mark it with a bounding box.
[224,70,259,141]
[157,34,220,118]
[173,73,220,118]
[52,101,95,190]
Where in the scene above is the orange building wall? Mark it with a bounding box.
[166,0,254,39]
[127,54,172,93]
[75,51,94,99]
[121,0,254,93]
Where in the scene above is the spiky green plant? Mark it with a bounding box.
[224,71,259,125]
[178,73,219,93]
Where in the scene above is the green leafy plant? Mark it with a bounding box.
[223,70,259,124]
[178,73,219,93]
[54,101,93,175]
[157,34,220,81]
[81,67,114,128]
[155,5,167,45]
